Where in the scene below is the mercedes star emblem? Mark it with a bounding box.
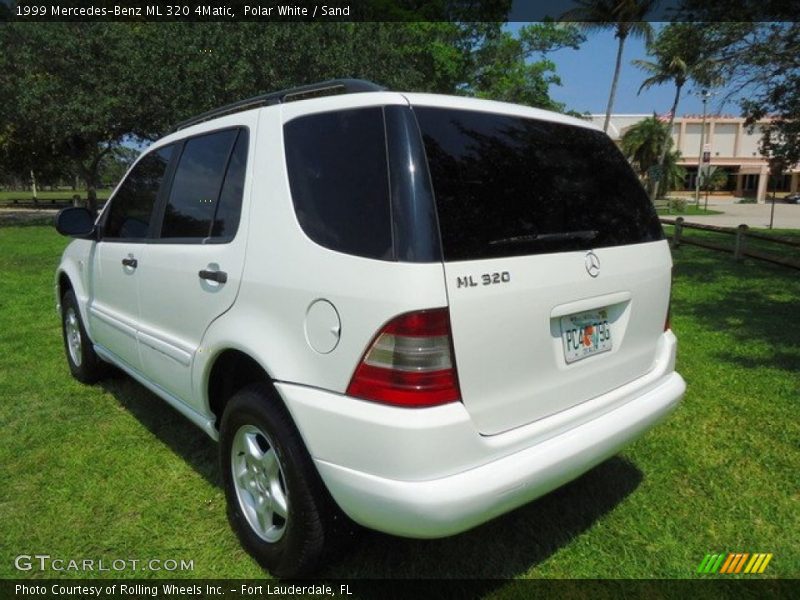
[585,251,600,278]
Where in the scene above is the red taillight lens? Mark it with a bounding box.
[346,308,461,407]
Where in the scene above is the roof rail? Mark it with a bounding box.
[175,79,385,131]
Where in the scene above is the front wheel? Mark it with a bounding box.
[61,289,107,383]
[220,383,348,577]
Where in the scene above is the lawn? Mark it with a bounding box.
[0,226,797,584]
[656,203,723,217]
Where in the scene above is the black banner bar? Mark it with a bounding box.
[2,579,799,600]
[2,0,798,23]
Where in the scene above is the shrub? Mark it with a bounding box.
[669,197,687,212]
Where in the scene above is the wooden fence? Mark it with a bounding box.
[661,217,800,270]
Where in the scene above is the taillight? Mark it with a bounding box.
[346,308,461,407]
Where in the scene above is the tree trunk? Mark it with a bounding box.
[81,146,112,216]
[30,170,38,202]
[603,35,627,134]
[650,81,683,202]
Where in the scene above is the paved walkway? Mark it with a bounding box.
[673,199,800,230]
[0,207,58,226]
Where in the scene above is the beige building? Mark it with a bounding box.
[594,114,800,202]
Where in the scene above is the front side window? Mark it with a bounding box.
[104,145,174,240]
[161,129,241,239]
[284,107,393,260]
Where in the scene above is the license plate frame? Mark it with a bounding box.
[560,309,612,364]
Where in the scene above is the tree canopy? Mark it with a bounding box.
[0,20,582,209]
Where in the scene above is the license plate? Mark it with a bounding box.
[560,309,612,364]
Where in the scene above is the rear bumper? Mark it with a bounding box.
[277,332,684,538]
[319,372,683,537]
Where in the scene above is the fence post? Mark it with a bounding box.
[673,217,684,248]
[734,224,748,261]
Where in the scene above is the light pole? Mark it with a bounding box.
[693,89,714,207]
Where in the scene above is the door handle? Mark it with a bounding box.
[121,257,138,268]
[199,269,227,284]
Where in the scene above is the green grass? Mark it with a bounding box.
[657,204,723,217]
[0,189,112,204]
[0,226,798,582]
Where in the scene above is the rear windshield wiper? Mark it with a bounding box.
[489,230,598,246]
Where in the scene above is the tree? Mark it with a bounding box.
[620,115,685,195]
[621,114,670,179]
[0,18,582,212]
[560,0,655,133]
[699,166,729,194]
[729,24,800,170]
[634,23,721,200]
[0,24,174,212]
[466,22,584,110]
[634,20,799,174]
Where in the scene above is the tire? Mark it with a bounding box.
[220,383,350,577]
[61,289,107,383]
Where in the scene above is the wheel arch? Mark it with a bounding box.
[55,260,92,334]
[57,270,73,299]
[206,347,283,430]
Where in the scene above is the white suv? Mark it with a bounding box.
[55,79,685,576]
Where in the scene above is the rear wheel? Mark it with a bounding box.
[220,383,348,577]
[61,289,107,383]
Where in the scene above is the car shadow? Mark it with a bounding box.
[99,376,222,487]
[101,374,643,582]
[321,455,642,581]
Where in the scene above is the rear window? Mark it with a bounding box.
[414,107,664,261]
[284,107,393,260]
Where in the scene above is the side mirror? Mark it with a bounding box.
[55,207,96,239]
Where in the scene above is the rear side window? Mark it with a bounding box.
[104,145,174,240]
[161,129,242,240]
[414,107,664,261]
[284,107,393,260]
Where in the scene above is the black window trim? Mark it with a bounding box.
[151,125,249,245]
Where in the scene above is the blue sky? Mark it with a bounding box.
[528,25,742,117]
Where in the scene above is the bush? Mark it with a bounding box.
[669,197,687,212]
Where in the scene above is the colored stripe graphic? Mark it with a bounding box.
[758,554,773,573]
[719,553,736,573]
[744,554,759,573]
[700,553,773,575]
[711,553,726,573]
[735,553,750,573]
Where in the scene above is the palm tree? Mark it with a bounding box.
[634,23,721,200]
[621,114,670,179]
[560,0,655,133]
[621,115,686,196]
